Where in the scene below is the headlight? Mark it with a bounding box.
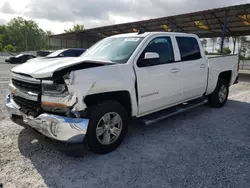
[42,80,68,95]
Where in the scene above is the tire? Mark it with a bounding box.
[207,78,229,108]
[86,100,129,154]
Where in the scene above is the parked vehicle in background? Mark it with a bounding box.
[5,54,36,64]
[36,50,53,57]
[45,48,86,58]
[27,48,86,63]
[6,31,238,154]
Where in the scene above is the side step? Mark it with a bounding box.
[139,98,208,126]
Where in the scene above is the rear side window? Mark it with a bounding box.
[176,37,201,61]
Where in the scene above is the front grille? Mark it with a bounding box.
[12,79,42,93]
[13,95,40,113]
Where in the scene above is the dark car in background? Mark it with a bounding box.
[27,48,86,63]
[36,50,53,57]
[44,48,86,58]
[5,54,36,64]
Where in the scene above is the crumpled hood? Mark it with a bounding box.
[11,57,113,78]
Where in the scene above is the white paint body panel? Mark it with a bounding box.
[10,32,238,118]
[206,55,238,94]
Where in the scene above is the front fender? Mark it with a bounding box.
[67,64,138,116]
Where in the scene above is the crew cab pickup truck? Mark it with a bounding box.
[6,31,238,154]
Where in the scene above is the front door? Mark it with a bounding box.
[134,36,182,115]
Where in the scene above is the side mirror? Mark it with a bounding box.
[138,52,160,67]
[144,52,159,60]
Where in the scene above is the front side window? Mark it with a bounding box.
[176,37,201,61]
[81,37,144,64]
[138,36,174,66]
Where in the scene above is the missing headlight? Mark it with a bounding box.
[42,80,68,95]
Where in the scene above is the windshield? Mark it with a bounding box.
[46,49,65,57]
[81,37,144,64]
[15,54,24,58]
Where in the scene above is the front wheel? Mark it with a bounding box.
[86,101,129,154]
[207,79,229,108]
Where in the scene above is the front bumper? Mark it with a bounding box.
[6,94,89,143]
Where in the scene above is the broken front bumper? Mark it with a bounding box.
[5,94,89,143]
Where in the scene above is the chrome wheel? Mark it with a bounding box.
[96,112,123,145]
[218,85,228,103]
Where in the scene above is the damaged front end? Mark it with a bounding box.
[40,77,80,117]
[5,71,91,143]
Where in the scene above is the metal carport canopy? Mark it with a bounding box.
[50,3,250,40]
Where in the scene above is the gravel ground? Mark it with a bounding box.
[0,60,250,188]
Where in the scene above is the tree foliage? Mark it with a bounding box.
[0,17,53,52]
[64,24,84,33]
[201,39,207,50]
[210,38,218,53]
[236,36,250,58]
[216,47,231,54]
[3,44,16,52]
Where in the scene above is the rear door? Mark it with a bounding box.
[134,36,182,115]
[175,36,208,101]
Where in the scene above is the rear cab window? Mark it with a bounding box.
[176,37,201,61]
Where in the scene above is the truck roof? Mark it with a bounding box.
[110,32,197,38]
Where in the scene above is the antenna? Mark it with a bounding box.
[138,28,145,35]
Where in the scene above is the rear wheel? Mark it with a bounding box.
[86,101,129,154]
[208,79,229,108]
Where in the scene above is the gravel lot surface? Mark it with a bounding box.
[0,59,250,188]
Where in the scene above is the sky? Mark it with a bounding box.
[1,0,250,34]
[0,0,249,51]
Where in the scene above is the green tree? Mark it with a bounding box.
[216,47,231,54]
[46,30,53,36]
[64,24,84,33]
[210,38,218,53]
[201,39,207,51]
[0,44,3,52]
[3,44,16,52]
[236,36,250,58]
[0,17,49,52]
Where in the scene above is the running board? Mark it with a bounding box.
[140,98,208,126]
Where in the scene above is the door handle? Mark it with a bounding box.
[200,64,206,68]
[171,68,180,73]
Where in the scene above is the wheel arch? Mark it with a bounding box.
[218,70,232,85]
[84,90,133,118]
[206,70,232,95]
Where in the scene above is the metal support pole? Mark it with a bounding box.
[170,23,175,32]
[75,34,77,48]
[48,37,50,50]
[66,39,68,48]
[233,36,236,54]
[60,36,62,49]
[220,13,227,54]
[96,33,99,42]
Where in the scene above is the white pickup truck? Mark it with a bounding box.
[6,31,238,154]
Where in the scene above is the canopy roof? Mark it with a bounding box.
[50,3,250,40]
